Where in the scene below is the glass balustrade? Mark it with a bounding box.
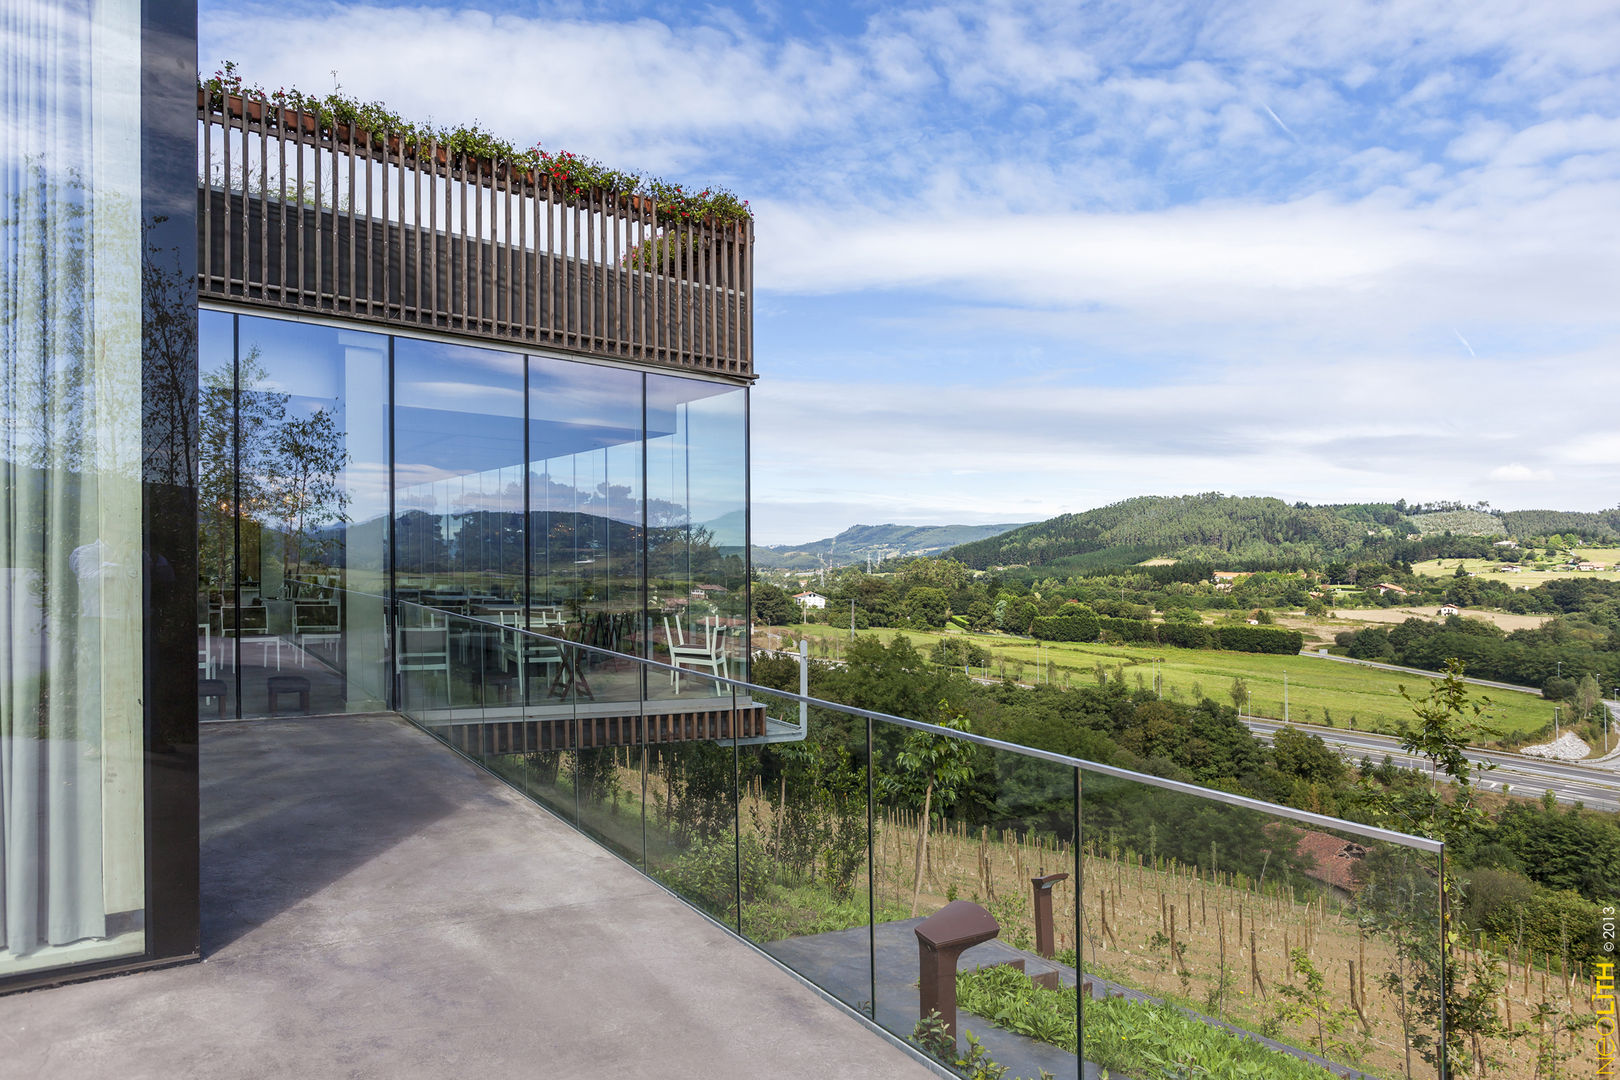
[388,617,1444,1080]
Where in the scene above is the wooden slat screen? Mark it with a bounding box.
[197,91,753,380]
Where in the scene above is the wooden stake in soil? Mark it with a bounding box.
[1250,930,1266,998]
[1169,904,1180,974]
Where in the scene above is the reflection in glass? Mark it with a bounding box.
[394,338,525,614]
[1,0,148,979]
[198,316,388,718]
[646,374,747,700]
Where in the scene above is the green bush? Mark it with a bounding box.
[1216,625,1305,654]
[1029,609,1099,642]
[1096,615,1156,643]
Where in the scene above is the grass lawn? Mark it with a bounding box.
[765,621,1556,742]
[1412,555,1620,585]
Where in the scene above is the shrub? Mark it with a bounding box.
[1029,608,1098,642]
[1216,625,1305,654]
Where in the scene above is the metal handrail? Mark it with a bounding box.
[395,597,1444,853]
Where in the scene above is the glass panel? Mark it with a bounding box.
[645,375,746,680]
[1,0,148,979]
[393,338,526,620]
[572,653,646,864]
[1078,769,1443,1080]
[234,317,388,717]
[870,718,1079,1078]
[197,310,238,719]
[644,667,739,924]
[736,683,877,1022]
[527,356,643,655]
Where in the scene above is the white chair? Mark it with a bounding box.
[396,614,451,692]
[498,611,564,701]
[664,615,731,695]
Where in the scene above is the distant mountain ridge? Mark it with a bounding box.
[944,493,1620,570]
[754,521,1032,570]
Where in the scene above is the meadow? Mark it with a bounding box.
[761,622,1559,741]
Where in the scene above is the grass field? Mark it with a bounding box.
[1412,551,1620,585]
[760,622,1558,743]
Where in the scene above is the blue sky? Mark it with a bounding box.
[203,1,1620,543]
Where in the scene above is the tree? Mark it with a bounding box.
[267,405,349,582]
[965,600,995,632]
[1228,676,1249,714]
[751,582,793,626]
[905,586,949,628]
[1574,674,1601,720]
[881,706,976,916]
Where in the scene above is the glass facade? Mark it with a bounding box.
[1,0,199,988]
[200,312,750,720]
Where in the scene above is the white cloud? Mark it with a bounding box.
[1489,463,1553,483]
[202,1,1620,541]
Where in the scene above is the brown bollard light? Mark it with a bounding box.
[915,900,1000,1050]
[1031,871,1069,959]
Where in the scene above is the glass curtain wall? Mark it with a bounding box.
[200,314,748,720]
[2,0,193,985]
[646,375,748,697]
[200,314,390,719]
[527,359,644,692]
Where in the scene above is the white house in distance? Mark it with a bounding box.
[1438,603,1463,616]
[794,591,828,610]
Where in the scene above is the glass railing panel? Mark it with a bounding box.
[733,684,877,1021]
[643,666,739,925]
[869,714,1080,1079]
[1077,766,1443,1080]
[570,655,647,864]
[396,601,453,738]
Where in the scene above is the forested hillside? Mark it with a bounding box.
[945,493,1620,571]
[1500,507,1620,540]
[946,494,1372,569]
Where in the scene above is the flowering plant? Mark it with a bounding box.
[201,62,751,227]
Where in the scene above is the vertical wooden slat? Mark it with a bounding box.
[238,102,249,293]
[221,100,232,292]
[459,154,470,331]
[426,139,437,327]
[348,121,357,315]
[295,103,306,302]
[201,101,213,290]
[518,167,530,341]
[473,157,483,332]
[444,145,454,328]
[312,109,322,305]
[589,188,600,351]
[258,96,269,300]
[703,220,715,371]
[277,104,288,304]
[544,174,555,343]
[744,217,754,374]
[368,125,379,317]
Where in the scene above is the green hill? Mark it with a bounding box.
[754,521,1031,570]
[945,493,1383,569]
[1499,508,1620,541]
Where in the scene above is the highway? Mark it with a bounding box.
[1243,717,1620,812]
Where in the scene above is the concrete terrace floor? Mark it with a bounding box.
[1,715,940,1080]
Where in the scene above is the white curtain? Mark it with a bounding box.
[1,0,144,962]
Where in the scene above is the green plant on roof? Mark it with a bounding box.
[200,61,751,227]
